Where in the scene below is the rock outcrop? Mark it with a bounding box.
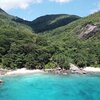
[0,80,3,83]
[78,24,100,39]
[0,69,7,75]
[70,63,79,71]
[70,63,87,74]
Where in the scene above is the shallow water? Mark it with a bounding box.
[0,73,100,100]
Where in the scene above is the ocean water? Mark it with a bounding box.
[0,73,100,100]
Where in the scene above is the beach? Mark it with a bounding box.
[83,67,100,72]
[0,68,45,76]
[0,67,100,76]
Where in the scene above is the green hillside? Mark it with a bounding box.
[13,14,80,33]
[0,9,54,69]
[43,11,100,68]
[30,14,80,32]
[0,8,100,69]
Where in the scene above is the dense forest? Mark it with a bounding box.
[0,8,100,69]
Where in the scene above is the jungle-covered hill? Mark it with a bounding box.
[0,8,100,69]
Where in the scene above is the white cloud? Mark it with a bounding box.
[0,0,73,11]
[90,2,100,14]
[0,0,42,10]
[50,0,72,3]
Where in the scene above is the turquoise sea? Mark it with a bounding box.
[0,73,100,100]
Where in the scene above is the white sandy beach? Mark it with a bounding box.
[5,68,45,75]
[1,66,100,76]
[83,67,100,72]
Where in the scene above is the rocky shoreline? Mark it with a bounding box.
[0,69,8,76]
[44,68,87,75]
[0,65,100,77]
[0,66,100,84]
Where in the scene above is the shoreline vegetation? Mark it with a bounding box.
[0,10,100,79]
[0,10,100,72]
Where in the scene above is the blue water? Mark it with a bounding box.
[0,73,100,100]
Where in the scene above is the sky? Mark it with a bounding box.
[0,0,100,21]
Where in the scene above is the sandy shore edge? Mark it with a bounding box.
[83,67,100,72]
[0,67,100,76]
[6,67,100,75]
[4,68,45,76]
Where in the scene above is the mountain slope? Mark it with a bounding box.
[0,8,100,69]
[0,8,7,15]
[13,14,80,33]
[44,11,100,40]
[30,14,80,32]
[0,8,52,69]
[43,11,100,68]
[1,8,80,33]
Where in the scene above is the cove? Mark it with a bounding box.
[0,73,100,100]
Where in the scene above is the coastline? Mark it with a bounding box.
[0,67,100,77]
[83,67,100,72]
[0,68,45,76]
